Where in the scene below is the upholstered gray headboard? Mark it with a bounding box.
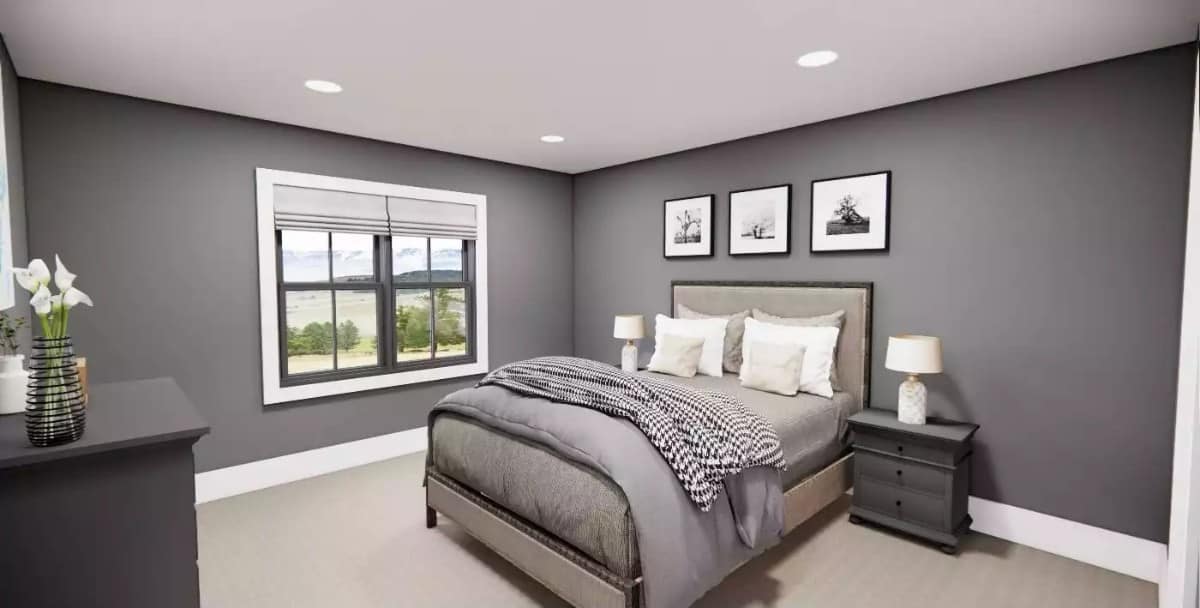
[671,280,873,409]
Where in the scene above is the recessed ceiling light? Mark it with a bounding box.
[796,50,838,68]
[304,79,343,94]
[540,135,565,143]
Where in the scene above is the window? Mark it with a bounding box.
[257,169,488,404]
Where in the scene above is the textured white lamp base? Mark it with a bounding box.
[621,342,639,373]
[897,375,927,425]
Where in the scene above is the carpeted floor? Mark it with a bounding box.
[197,451,1156,607]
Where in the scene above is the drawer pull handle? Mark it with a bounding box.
[897,445,904,453]
[895,500,902,507]
[896,470,903,477]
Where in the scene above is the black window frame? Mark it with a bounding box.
[277,230,477,388]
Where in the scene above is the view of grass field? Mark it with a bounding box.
[285,288,467,375]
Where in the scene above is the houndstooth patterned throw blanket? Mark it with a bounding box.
[478,356,785,511]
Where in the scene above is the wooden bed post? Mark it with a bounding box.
[426,485,438,528]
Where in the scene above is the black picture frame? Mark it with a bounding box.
[727,184,792,256]
[810,170,892,253]
[663,194,715,258]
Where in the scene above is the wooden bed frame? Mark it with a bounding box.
[426,280,872,608]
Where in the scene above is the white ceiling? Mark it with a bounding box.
[1,1,1196,174]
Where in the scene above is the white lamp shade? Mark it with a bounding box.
[885,335,943,374]
[613,315,645,340]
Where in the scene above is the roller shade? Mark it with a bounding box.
[388,197,478,240]
[273,185,390,234]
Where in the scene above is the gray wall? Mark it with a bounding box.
[19,80,574,472]
[0,36,29,348]
[14,42,1193,541]
[572,44,1195,542]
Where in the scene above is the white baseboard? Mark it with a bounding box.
[969,495,1166,583]
[194,426,428,504]
[192,430,1166,584]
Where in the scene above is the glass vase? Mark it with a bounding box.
[25,336,86,447]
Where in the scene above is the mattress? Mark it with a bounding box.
[428,372,858,578]
[659,372,858,487]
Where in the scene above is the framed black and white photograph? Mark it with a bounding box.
[728,184,791,256]
[810,171,891,252]
[663,194,714,258]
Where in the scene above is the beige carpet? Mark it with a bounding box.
[198,451,1155,607]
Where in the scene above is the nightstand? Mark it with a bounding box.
[847,408,979,554]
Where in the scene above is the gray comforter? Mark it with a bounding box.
[430,382,785,608]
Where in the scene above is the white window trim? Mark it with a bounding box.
[255,168,489,405]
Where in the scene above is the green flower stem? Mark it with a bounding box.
[33,308,74,437]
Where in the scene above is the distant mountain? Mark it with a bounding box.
[395,269,466,282]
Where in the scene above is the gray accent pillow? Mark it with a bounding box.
[677,304,750,373]
[751,308,846,391]
[740,340,807,396]
[646,334,706,378]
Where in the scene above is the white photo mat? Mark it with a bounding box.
[663,195,714,257]
[729,184,791,255]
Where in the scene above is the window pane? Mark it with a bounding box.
[332,233,375,282]
[393,236,429,282]
[431,238,464,281]
[434,288,468,358]
[285,291,333,374]
[395,288,432,362]
[281,231,330,283]
[335,290,378,370]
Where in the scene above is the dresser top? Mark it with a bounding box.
[849,408,978,444]
[0,377,209,470]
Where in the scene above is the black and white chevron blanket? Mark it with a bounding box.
[477,356,785,511]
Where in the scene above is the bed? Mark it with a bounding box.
[425,280,872,608]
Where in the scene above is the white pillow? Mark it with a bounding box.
[741,318,840,398]
[645,334,705,377]
[740,340,807,396]
[651,314,728,377]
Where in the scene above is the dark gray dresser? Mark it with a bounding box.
[0,378,209,608]
[847,408,978,554]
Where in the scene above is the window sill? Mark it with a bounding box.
[264,360,487,405]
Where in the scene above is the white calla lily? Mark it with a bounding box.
[29,259,50,286]
[30,286,52,316]
[54,255,76,291]
[12,268,38,292]
[63,287,93,308]
[13,259,50,293]
[26,254,93,339]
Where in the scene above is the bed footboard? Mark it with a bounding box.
[426,469,642,608]
[426,453,853,608]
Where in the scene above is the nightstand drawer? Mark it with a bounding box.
[855,431,956,467]
[856,450,947,496]
[854,477,946,530]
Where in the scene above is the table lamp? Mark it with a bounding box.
[613,315,645,373]
[885,335,943,425]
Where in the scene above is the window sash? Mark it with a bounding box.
[276,231,476,387]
